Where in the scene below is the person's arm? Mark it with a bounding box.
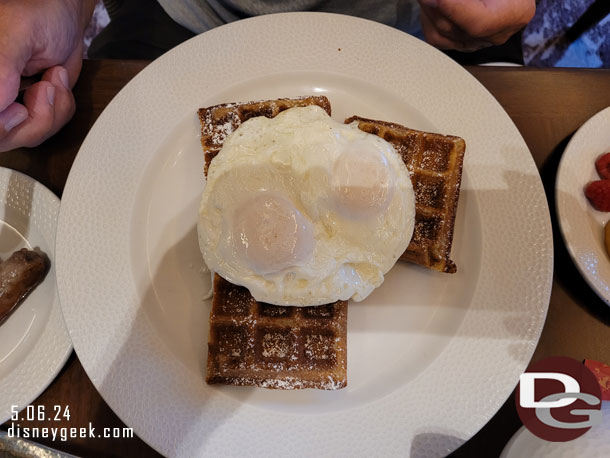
[0,0,96,152]
[418,0,536,51]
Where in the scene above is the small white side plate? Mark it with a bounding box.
[556,106,610,305]
[501,403,610,458]
[0,168,71,423]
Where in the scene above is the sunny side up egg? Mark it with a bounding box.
[198,105,415,306]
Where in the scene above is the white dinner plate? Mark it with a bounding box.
[0,168,71,424]
[56,13,553,457]
[500,403,610,458]
[556,106,610,306]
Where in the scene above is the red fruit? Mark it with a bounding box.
[595,152,610,179]
[585,180,610,211]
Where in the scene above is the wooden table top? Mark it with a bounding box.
[1,60,610,458]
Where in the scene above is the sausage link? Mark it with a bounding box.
[0,248,49,324]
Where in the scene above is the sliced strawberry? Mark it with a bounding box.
[595,152,610,180]
[585,180,610,211]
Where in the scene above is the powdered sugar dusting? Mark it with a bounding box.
[207,274,347,390]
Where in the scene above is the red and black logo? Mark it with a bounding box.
[516,356,602,442]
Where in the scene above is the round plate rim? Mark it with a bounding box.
[556,105,610,306]
[56,12,553,457]
[0,167,72,424]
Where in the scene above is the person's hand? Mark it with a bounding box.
[0,0,95,152]
[418,0,536,51]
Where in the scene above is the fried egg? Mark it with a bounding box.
[198,105,415,306]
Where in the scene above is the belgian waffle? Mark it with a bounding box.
[200,96,346,389]
[206,274,348,389]
[198,96,331,175]
[345,116,465,273]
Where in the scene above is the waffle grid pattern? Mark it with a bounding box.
[207,275,348,389]
[345,116,465,273]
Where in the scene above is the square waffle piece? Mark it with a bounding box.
[345,116,465,273]
[206,274,348,389]
[199,96,346,389]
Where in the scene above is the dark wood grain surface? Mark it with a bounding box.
[1,61,609,458]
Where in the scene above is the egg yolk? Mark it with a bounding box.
[233,194,314,274]
[332,145,395,218]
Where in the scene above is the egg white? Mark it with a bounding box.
[198,105,415,306]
